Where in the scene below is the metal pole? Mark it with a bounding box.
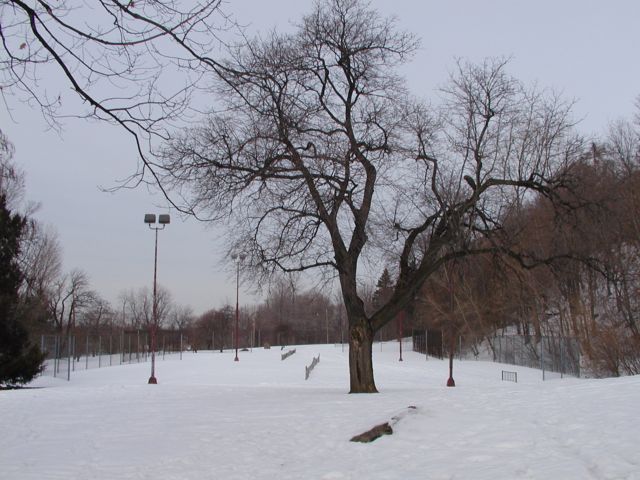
[85,335,89,370]
[560,337,564,379]
[325,307,329,344]
[425,329,428,361]
[98,336,102,368]
[149,226,159,383]
[53,336,58,377]
[120,300,126,365]
[541,337,545,381]
[41,335,48,375]
[234,259,240,362]
[398,311,403,362]
[180,333,183,360]
[67,335,71,381]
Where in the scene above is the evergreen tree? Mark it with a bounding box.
[372,268,394,311]
[0,194,45,387]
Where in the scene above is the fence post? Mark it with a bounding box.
[53,336,58,377]
[98,336,102,368]
[560,338,564,379]
[425,329,428,360]
[575,339,580,378]
[540,337,545,381]
[110,335,113,367]
[67,334,72,381]
[180,334,183,360]
[85,335,89,369]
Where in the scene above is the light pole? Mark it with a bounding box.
[231,253,246,361]
[325,307,329,344]
[144,213,170,384]
[398,310,404,362]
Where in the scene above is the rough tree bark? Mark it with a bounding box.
[348,319,377,393]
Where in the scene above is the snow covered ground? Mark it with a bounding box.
[1,343,639,480]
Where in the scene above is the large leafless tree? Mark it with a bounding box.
[159,0,581,392]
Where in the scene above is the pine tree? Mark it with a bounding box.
[0,194,45,387]
[372,268,394,311]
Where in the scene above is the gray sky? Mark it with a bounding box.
[2,0,639,315]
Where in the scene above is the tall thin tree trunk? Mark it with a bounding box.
[348,319,378,393]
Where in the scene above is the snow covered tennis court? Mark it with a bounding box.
[1,343,638,479]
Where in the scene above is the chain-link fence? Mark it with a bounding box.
[412,329,443,358]
[484,335,581,379]
[412,330,581,379]
[40,331,188,381]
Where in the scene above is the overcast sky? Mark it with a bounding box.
[1,0,639,315]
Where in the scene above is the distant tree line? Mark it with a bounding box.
[188,274,344,351]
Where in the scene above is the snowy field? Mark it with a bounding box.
[1,343,639,480]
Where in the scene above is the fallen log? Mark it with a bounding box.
[349,406,418,443]
[350,422,393,443]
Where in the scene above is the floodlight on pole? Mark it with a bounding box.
[231,253,246,362]
[144,212,170,384]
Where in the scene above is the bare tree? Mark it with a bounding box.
[1,0,234,188]
[608,119,640,175]
[124,285,171,330]
[78,294,114,334]
[19,222,62,298]
[170,304,194,332]
[194,306,231,351]
[0,129,22,206]
[48,269,92,338]
[159,0,581,392]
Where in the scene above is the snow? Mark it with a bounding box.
[1,343,639,479]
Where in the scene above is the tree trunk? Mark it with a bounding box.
[348,319,378,393]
